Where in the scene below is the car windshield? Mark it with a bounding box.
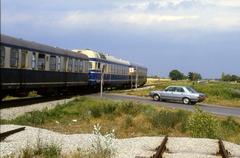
[186,87,197,93]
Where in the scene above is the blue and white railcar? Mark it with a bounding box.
[73,49,130,88]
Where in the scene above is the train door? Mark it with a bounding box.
[20,50,28,89]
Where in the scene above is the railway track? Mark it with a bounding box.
[0,95,74,109]
[0,127,25,142]
[0,90,100,109]
[151,135,229,158]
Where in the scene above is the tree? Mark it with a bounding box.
[188,72,202,81]
[169,69,185,80]
[221,73,240,82]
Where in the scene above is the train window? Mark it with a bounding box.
[74,59,78,72]
[105,64,108,73]
[32,52,36,69]
[97,62,101,69]
[112,65,114,74]
[50,56,56,71]
[84,61,87,73]
[57,56,61,71]
[37,54,45,70]
[62,57,67,72]
[89,62,92,70]
[82,60,85,72]
[0,46,5,67]
[10,48,19,67]
[115,65,117,74]
[77,60,80,72]
[85,61,88,72]
[116,65,118,74]
[86,61,89,72]
[111,64,113,74]
[108,64,110,73]
[21,50,27,68]
[68,58,73,72]
[78,60,83,72]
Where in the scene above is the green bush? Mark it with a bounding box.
[89,104,103,118]
[187,108,219,138]
[117,101,142,116]
[176,110,190,132]
[102,103,117,114]
[221,117,240,136]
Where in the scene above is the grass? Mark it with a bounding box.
[19,136,61,158]
[1,97,240,145]
[119,79,240,107]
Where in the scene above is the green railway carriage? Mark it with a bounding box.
[0,34,89,98]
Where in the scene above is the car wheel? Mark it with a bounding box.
[182,98,190,105]
[153,94,160,101]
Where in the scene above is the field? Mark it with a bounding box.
[121,78,240,107]
[1,97,240,145]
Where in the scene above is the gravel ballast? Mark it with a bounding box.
[0,97,76,120]
[1,125,240,158]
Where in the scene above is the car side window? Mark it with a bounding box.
[176,87,185,92]
[166,87,175,92]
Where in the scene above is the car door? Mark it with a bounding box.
[173,87,185,101]
[161,87,176,100]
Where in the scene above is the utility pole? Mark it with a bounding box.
[135,67,138,89]
[100,65,106,97]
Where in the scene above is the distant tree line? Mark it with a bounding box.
[169,69,202,81]
[221,73,240,82]
[168,70,239,82]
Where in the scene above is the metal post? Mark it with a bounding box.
[100,65,106,97]
[135,67,138,89]
[131,74,133,89]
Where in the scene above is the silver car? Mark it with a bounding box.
[149,86,206,105]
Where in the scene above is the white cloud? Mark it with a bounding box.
[2,0,240,33]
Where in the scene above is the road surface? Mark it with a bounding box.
[89,93,240,117]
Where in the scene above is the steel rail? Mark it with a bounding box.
[0,127,25,142]
[218,139,229,158]
[152,135,168,158]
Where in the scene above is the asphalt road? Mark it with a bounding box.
[90,93,240,117]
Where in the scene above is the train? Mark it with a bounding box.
[0,34,147,100]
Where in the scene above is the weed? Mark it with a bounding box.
[149,110,182,129]
[221,116,240,136]
[124,115,133,129]
[118,101,142,116]
[89,124,116,158]
[13,110,48,126]
[187,107,219,138]
[20,135,61,158]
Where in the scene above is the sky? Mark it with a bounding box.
[1,0,240,78]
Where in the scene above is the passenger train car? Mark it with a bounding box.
[73,49,130,88]
[0,34,89,99]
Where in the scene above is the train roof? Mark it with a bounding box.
[130,63,147,70]
[0,34,88,60]
[73,49,130,66]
